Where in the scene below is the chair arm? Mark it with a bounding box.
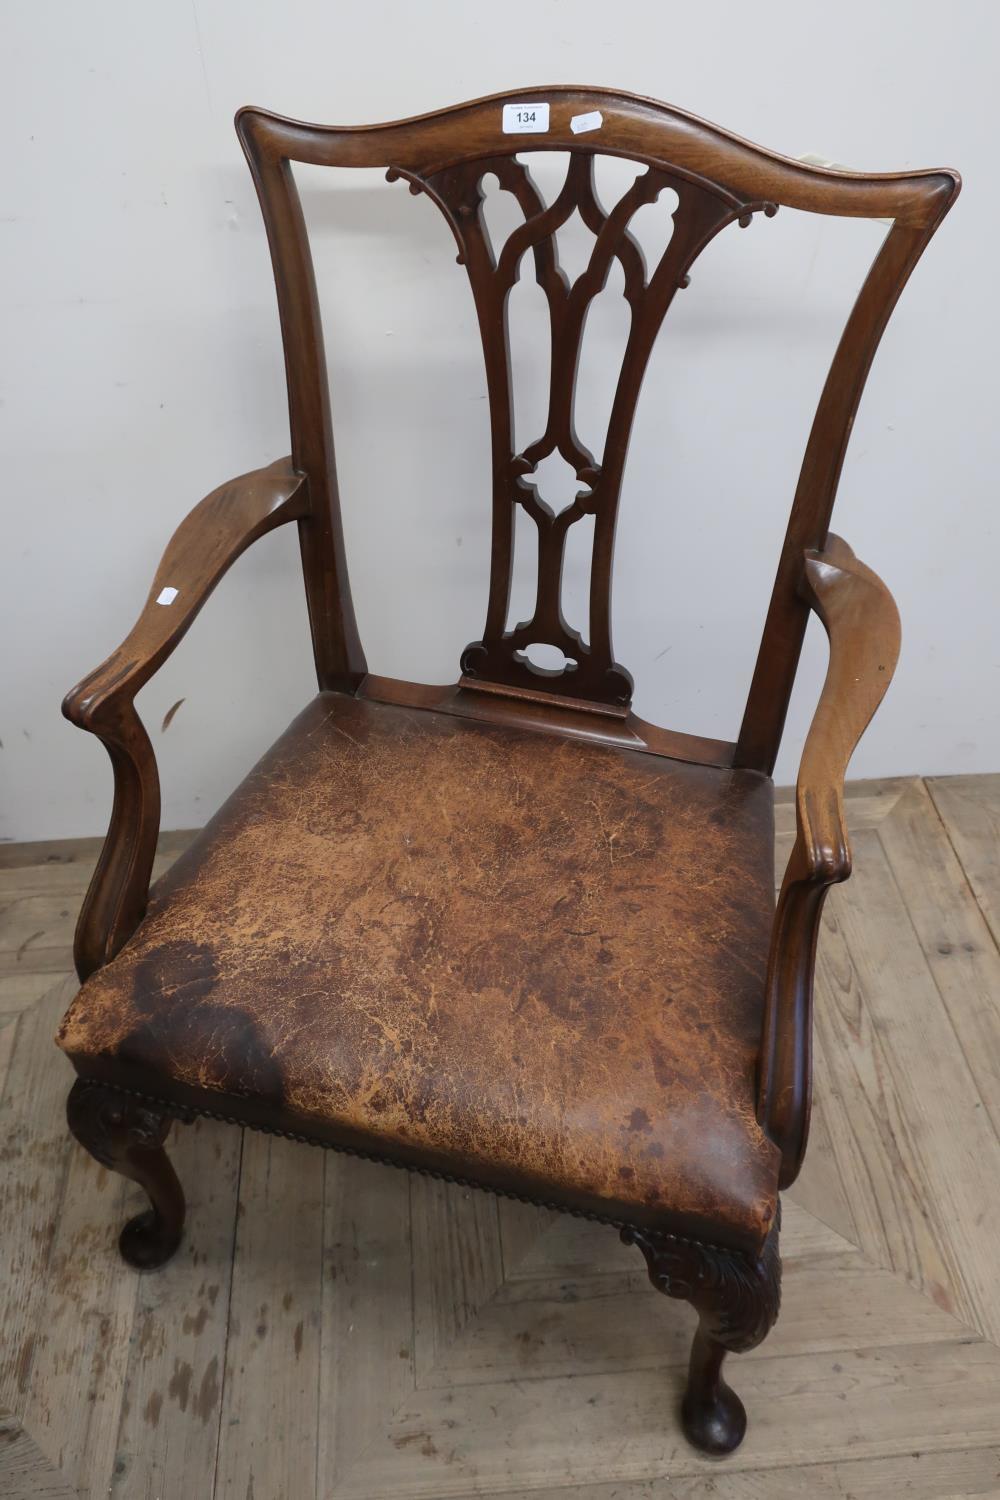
[64,458,307,981]
[757,534,901,1188]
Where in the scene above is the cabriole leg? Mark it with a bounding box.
[622,1204,781,1456]
[66,1077,186,1269]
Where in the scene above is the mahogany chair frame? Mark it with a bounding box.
[60,87,958,1455]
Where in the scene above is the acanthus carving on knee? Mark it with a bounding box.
[66,1077,172,1165]
[65,1076,186,1269]
[621,1204,782,1354]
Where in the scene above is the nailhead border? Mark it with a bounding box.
[89,1076,754,1264]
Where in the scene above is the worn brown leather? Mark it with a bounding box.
[57,692,781,1251]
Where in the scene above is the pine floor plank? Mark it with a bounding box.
[0,1419,80,1499]
[335,1339,1000,1497]
[423,1203,969,1392]
[411,1178,504,1384]
[498,1197,848,1292]
[0,980,77,1419]
[0,836,113,872]
[0,838,193,982]
[879,780,1000,1151]
[0,830,196,873]
[441,1447,1000,1499]
[0,973,69,1017]
[0,888,76,979]
[774,776,911,838]
[837,829,1000,1341]
[783,1023,861,1247]
[0,845,190,902]
[804,903,967,1312]
[318,1157,416,1494]
[214,1131,326,1500]
[928,774,1000,945]
[19,1139,138,1499]
[500,1195,842,1293]
[110,1117,242,1500]
[0,1015,18,1103]
[497,1198,560,1279]
[776,792,903,1250]
[500,1203,635,1284]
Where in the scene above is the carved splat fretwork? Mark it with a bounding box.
[389,150,777,713]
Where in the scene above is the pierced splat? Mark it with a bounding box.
[388,149,776,713]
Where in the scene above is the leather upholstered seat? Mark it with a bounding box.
[58,691,781,1253]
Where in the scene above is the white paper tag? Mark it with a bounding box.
[156,586,178,606]
[502,102,549,135]
[570,109,603,135]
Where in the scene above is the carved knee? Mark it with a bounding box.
[622,1206,781,1454]
[66,1078,186,1269]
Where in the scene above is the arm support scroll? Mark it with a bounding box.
[63,458,307,981]
[756,534,901,1187]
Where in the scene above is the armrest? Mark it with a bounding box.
[64,457,307,981]
[757,534,901,1188]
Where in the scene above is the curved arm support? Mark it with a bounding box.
[757,534,901,1187]
[63,458,307,981]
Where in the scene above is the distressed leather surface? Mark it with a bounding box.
[58,692,781,1251]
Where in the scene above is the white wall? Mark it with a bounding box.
[2,0,995,843]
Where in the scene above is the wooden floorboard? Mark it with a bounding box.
[214,1131,325,1500]
[0,1419,79,1499]
[839,827,1000,1340]
[110,1117,242,1500]
[880,781,1000,1153]
[441,1448,1000,1500]
[928,775,1000,949]
[1,779,998,1497]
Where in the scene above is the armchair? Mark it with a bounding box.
[55,88,957,1456]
